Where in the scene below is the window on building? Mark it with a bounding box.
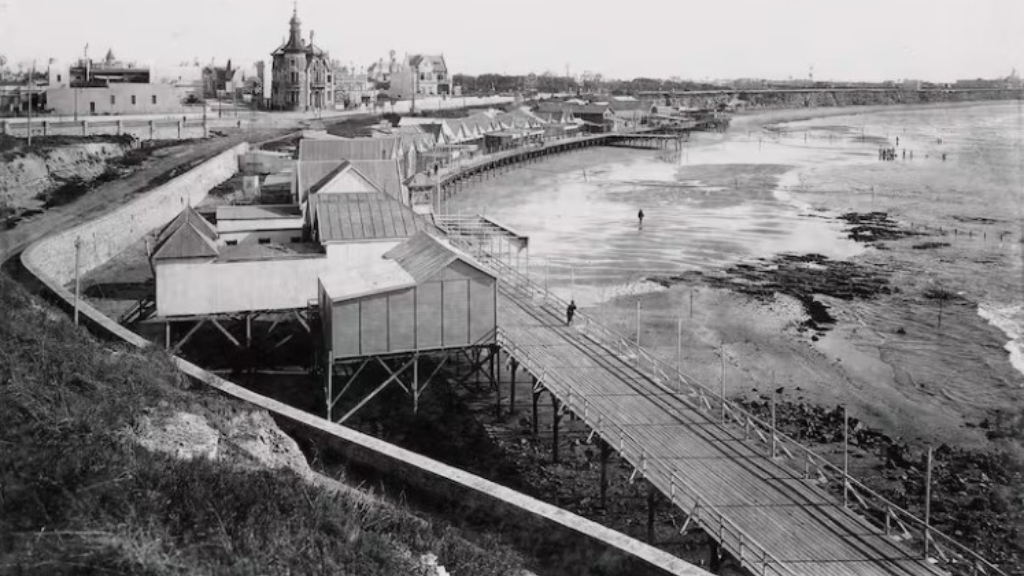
[327,74,332,84]
[152,95,157,105]
[57,74,62,82]
[420,73,426,81]
[131,95,136,105]
[226,240,238,246]
[89,102,95,113]
[110,95,116,105]
[292,72,298,84]
[258,238,270,245]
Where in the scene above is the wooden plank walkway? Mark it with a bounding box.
[439,212,1002,576]
[498,299,943,576]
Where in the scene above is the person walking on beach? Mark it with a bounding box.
[566,300,577,325]
[638,209,645,230]
[902,149,906,161]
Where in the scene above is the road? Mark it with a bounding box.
[0,127,299,266]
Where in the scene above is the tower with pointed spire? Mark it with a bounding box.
[270,3,335,111]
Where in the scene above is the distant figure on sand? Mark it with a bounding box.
[638,209,645,230]
[566,300,577,325]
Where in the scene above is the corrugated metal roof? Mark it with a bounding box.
[152,221,219,261]
[315,192,428,243]
[383,231,494,283]
[298,137,401,162]
[319,259,416,302]
[348,160,405,201]
[156,205,217,247]
[216,205,302,221]
[216,242,321,262]
[297,159,346,202]
[298,159,394,203]
[298,159,405,204]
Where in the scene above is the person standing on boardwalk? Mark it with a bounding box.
[638,209,645,230]
[566,300,577,325]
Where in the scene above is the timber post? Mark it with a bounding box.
[599,439,610,509]
[531,377,541,436]
[647,480,657,544]
[509,359,518,413]
[551,395,561,464]
[491,345,500,417]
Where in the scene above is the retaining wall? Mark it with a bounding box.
[2,118,215,141]
[27,142,248,286]
[20,145,710,576]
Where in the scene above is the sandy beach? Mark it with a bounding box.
[447,101,1024,450]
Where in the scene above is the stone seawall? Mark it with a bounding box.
[20,144,710,576]
[26,142,247,286]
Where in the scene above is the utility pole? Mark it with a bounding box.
[73,237,82,325]
[411,66,417,114]
[26,61,35,145]
[924,446,934,558]
[843,405,850,507]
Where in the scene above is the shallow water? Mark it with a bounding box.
[446,102,1024,377]
[446,129,871,305]
[787,102,1024,378]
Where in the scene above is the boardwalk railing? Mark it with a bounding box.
[496,329,798,576]
[411,128,666,190]
[439,226,1006,576]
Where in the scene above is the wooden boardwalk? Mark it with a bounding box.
[499,299,942,576]
[432,220,993,576]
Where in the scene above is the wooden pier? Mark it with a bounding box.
[408,129,685,200]
[437,216,1004,576]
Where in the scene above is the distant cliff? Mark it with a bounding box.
[667,89,1023,111]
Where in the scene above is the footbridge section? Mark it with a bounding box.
[438,217,1004,576]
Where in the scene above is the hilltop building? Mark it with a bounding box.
[45,48,182,116]
[372,52,450,99]
[270,7,335,111]
[202,60,241,99]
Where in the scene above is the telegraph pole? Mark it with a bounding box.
[26,61,35,146]
[73,237,82,325]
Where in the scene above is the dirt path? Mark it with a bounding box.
[0,127,295,264]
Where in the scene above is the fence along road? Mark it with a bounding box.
[439,217,1003,576]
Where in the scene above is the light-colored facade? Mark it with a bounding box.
[387,54,450,98]
[270,8,335,111]
[335,65,377,108]
[318,232,497,360]
[46,83,183,116]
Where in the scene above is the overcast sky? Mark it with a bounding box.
[1,0,1022,82]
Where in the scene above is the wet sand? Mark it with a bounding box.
[450,101,1024,449]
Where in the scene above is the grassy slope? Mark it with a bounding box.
[0,272,523,575]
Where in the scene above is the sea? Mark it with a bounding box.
[444,101,1024,378]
